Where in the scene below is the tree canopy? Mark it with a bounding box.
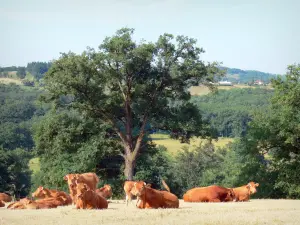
[42,28,223,179]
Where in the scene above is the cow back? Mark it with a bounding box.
[0,193,12,202]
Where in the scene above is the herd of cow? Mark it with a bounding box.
[0,172,259,210]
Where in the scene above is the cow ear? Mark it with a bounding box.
[247,183,251,188]
[146,184,151,188]
[84,184,89,190]
[41,187,44,190]
[255,183,259,187]
[63,175,68,181]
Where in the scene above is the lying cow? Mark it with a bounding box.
[232,181,259,202]
[130,180,179,209]
[64,172,99,204]
[75,182,108,209]
[32,186,72,205]
[7,197,58,209]
[95,184,112,199]
[183,185,235,202]
[0,193,12,202]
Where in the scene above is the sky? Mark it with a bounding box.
[0,0,299,74]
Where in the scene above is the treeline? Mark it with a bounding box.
[0,62,52,80]
[0,84,49,197]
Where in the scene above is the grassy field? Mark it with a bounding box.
[189,84,273,96]
[0,78,22,85]
[28,158,40,174]
[1,199,300,225]
[151,133,233,155]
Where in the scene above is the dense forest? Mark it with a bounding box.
[0,28,299,200]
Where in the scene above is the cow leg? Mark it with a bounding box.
[126,195,130,206]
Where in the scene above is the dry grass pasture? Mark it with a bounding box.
[189,84,273,96]
[0,78,22,85]
[1,199,300,225]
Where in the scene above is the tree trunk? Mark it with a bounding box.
[124,157,135,181]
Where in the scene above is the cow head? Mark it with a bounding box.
[64,174,78,187]
[32,186,46,198]
[131,182,151,197]
[76,182,89,198]
[103,184,112,191]
[247,181,259,194]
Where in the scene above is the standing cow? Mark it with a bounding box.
[64,172,99,204]
[123,180,144,206]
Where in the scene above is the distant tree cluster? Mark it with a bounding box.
[26,62,52,80]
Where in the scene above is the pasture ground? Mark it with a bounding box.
[151,133,233,155]
[1,199,299,225]
[189,84,273,96]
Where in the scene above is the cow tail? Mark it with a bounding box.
[161,179,171,192]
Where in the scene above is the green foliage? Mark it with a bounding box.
[22,79,35,86]
[32,109,122,191]
[0,84,47,150]
[235,64,300,198]
[0,148,31,198]
[191,88,273,137]
[170,143,225,196]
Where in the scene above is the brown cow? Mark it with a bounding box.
[0,193,12,202]
[32,186,72,205]
[131,180,179,209]
[0,200,5,207]
[7,197,58,209]
[75,183,108,209]
[95,184,112,199]
[183,185,235,202]
[232,181,259,202]
[64,173,99,190]
[64,172,99,204]
[124,180,145,206]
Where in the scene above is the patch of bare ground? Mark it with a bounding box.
[0,199,300,225]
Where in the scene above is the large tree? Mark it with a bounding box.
[42,28,223,180]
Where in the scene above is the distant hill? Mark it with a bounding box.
[220,67,282,84]
[1,63,282,85]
